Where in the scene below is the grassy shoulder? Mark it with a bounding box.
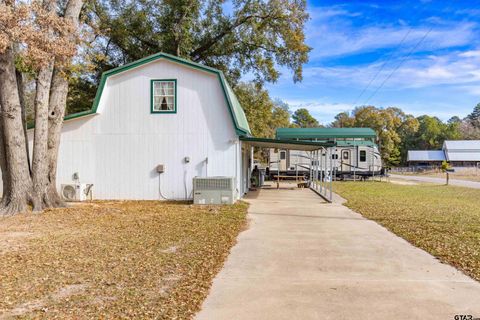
[0,201,248,319]
[334,182,480,281]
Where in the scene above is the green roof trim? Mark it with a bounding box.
[240,136,336,151]
[336,140,376,147]
[276,127,377,140]
[60,52,251,135]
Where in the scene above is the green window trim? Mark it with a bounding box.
[150,79,177,114]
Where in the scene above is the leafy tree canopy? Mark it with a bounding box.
[292,108,319,128]
[68,0,310,113]
[235,82,291,138]
[90,0,309,82]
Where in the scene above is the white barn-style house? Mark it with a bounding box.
[1,52,333,202]
[33,53,253,200]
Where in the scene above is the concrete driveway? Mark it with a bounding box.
[390,174,480,189]
[196,185,480,320]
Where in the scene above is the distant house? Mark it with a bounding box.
[407,140,480,168]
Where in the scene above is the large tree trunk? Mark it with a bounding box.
[46,0,84,206]
[32,62,54,210]
[16,69,32,175]
[0,46,34,215]
[46,67,68,207]
[0,107,10,207]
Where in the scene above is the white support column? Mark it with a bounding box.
[324,148,329,198]
[329,147,337,202]
[371,146,375,179]
[316,150,318,181]
[319,148,323,194]
[353,141,357,181]
[310,151,313,185]
[250,145,254,170]
[312,151,315,189]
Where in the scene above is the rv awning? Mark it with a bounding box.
[240,137,335,151]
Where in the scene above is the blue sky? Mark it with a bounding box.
[265,0,480,124]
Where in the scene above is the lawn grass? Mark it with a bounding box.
[334,181,480,281]
[0,201,248,319]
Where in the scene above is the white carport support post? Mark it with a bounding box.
[323,149,332,198]
[323,148,332,198]
[315,150,318,189]
[319,147,323,194]
[309,151,313,186]
[329,148,336,202]
[250,145,254,169]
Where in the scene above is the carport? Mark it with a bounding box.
[240,137,337,202]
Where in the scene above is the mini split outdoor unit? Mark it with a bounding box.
[61,184,93,202]
[193,177,236,205]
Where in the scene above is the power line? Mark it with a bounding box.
[352,28,413,106]
[352,1,434,107]
[363,26,433,105]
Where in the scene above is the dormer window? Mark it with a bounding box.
[151,79,176,113]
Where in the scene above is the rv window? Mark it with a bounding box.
[343,151,349,160]
[331,154,338,160]
[360,150,366,162]
[151,80,176,113]
[280,151,286,160]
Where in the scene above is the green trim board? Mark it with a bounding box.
[150,79,177,114]
[57,52,251,135]
[335,140,376,147]
[240,136,336,151]
[276,127,377,140]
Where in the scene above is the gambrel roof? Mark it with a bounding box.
[65,52,251,136]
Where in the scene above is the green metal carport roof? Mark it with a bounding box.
[276,127,377,140]
[240,137,335,151]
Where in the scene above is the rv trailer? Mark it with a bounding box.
[268,128,383,179]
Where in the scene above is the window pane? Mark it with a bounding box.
[153,96,162,110]
[360,150,366,162]
[152,81,176,112]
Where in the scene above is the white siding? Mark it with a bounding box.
[0,59,243,200]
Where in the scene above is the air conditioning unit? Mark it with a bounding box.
[193,177,236,205]
[61,184,93,202]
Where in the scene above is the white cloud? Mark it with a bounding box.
[299,49,480,91]
[459,50,480,58]
[306,6,477,59]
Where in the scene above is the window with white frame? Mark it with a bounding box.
[151,80,176,113]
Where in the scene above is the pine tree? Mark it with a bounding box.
[467,103,480,126]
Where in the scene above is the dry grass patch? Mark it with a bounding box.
[334,182,480,281]
[0,201,248,319]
